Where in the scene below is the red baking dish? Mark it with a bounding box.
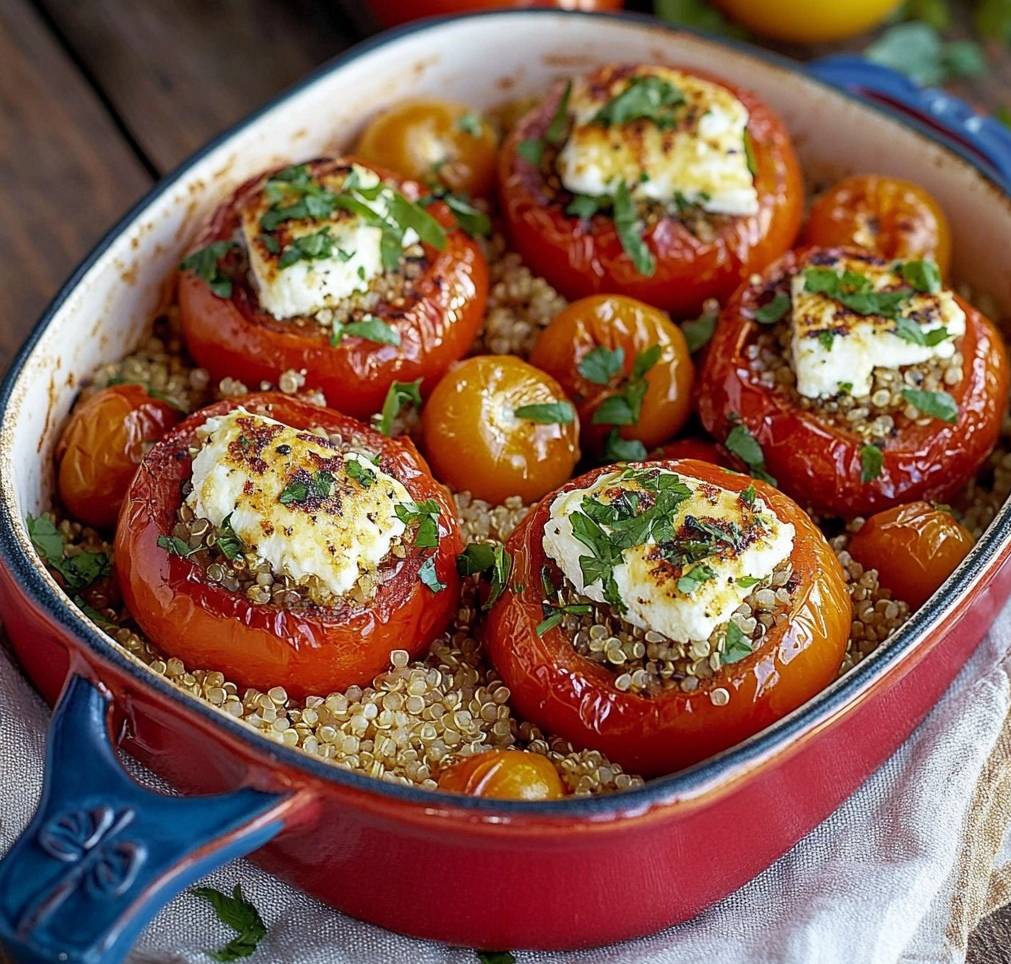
[2,11,1011,961]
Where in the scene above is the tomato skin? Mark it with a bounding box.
[848,502,974,610]
[369,0,622,28]
[649,437,729,466]
[802,175,952,277]
[56,384,181,529]
[529,294,693,453]
[178,158,488,421]
[498,66,803,318]
[355,99,498,199]
[697,247,1010,518]
[484,459,851,776]
[114,393,462,700]
[437,749,566,800]
[420,355,580,505]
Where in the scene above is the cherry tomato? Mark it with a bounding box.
[355,100,498,199]
[114,393,462,699]
[802,175,952,278]
[437,749,566,800]
[848,501,974,609]
[420,355,580,505]
[650,437,729,466]
[529,295,693,456]
[56,384,181,529]
[178,157,488,421]
[499,65,803,318]
[714,0,900,42]
[369,0,622,29]
[484,459,851,776]
[697,247,1010,518]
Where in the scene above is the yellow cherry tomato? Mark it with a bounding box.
[714,0,901,42]
[437,749,566,800]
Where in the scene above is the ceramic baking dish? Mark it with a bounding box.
[2,11,1011,963]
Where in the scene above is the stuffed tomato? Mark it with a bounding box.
[483,459,850,776]
[697,247,1009,518]
[498,63,802,318]
[178,157,488,420]
[114,392,462,699]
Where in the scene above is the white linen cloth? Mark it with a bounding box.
[3,605,1011,964]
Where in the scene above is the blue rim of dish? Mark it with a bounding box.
[1,8,1008,817]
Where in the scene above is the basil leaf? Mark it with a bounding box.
[419,556,446,593]
[894,315,949,347]
[722,621,753,665]
[333,315,401,347]
[535,611,563,636]
[632,344,662,380]
[612,181,655,277]
[592,74,685,128]
[578,345,625,385]
[546,80,573,144]
[193,883,267,963]
[677,563,715,594]
[388,192,447,250]
[567,194,606,220]
[902,388,958,423]
[754,292,790,325]
[157,534,196,558]
[345,459,376,488]
[817,330,835,351]
[376,378,423,436]
[737,575,760,588]
[682,310,717,353]
[179,241,237,299]
[456,542,512,609]
[514,401,576,425]
[860,444,884,483]
[725,423,776,485]
[216,515,245,560]
[603,431,648,463]
[517,138,544,165]
[900,259,942,294]
[278,227,335,269]
[27,515,111,592]
[441,194,491,237]
[593,394,636,426]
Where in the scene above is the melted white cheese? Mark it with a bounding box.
[542,468,794,642]
[186,408,411,598]
[240,163,417,321]
[557,66,759,216]
[789,254,965,399]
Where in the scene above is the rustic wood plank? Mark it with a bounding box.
[36,0,358,175]
[0,0,151,368]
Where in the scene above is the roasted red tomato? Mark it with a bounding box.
[56,384,181,529]
[698,247,1010,518]
[484,460,850,776]
[178,157,488,420]
[649,437,729,465]
[437,749,566,800]
[848,501,974,609]
[499,64,803,318]
[115,393,462,699]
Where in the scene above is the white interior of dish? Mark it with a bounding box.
[4,11,1011,700]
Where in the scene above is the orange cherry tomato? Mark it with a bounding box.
[529,295,693,457]
[697,247,1010,518]
[650,437,729,466]
[802,175,952,277]
[369,0,622,29]
[178,157,488,421]
[115,393,462,699]
[848,501,974,609]
[484,459,851,776]
[437,749,566,800]
[499,65,803,318]
[355,99,498,199]
[420,355,580,505]
[56,384,181,529]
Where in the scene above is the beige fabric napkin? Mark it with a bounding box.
[2,605,1011,964]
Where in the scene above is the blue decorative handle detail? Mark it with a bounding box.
[0,675,291,964]
[808,55,1011,194]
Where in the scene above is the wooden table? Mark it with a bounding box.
[2,1,1009,958]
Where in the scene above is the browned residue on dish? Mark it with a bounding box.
[39,370,57,453]
[292,128,308,141]
[542,53,598,69]
[119,260,139,286]
[213,156,237,183]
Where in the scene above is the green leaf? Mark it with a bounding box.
[419,556,446,593]
[900,259,942,294]
[894,315,949,347]
[681,310,717,353]
[632,344,662,380]
[345,458,376,488]
[737,575,760,588]
[514,401,576,424]
[603,431,648,463]
[743,130,757,178]
[457,112,483,136]
[567,194,606,220]
[27,515,111,592]
[803,267,910,319]
[677,563,715,594]
[725,423,776,485]
[653,0,748,37]
[476,953,516,964]
[722,621,753,665]
[546,80,573,144]
[740,484,756,506]
[278,227,335,269]
[865,22,984,86]
[517,138,544,165]
[578,345,625,385]
[592,74,684,129]
[942,40,986,80]
[388,192,448,250]
[754,292,790,325]
[395,499,442,550]
[903,0,951,30]
[977,0,1011,42]
[157,534,196,558]
[535,611,563,636]
[332,315,401,347]
[193,884,267,963]
[817,330,835,351]
[612,181,655,278]
[457,542,512,609]
[216,515,245,560]
[376,378,424,436]
[179,241,237,299]
[902,388,958,422]
[860,444,884,483]
[592,394,637,426]
[441,193,491,237]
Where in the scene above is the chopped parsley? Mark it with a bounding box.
[28,515,111,592]
[612,181,656,277]
[330,315,401,348]
[216,515,245,560]
[603,431,648,463]
[395,499,442,549]
[737,575,761,588]
[419,556,446,593]
[894,315,949,347]
[817,330,836,351]
[902,387,958,423]
[592,74,685,129]
[278,469,334,505]
[740,484,756,506]
[456,542,512,609]
[277,226,336,268]
[566,194,606,220]
[456,112,483,136]
[860,444,884,483]
[179,240,237,299]
[157,534,198,558]
[676,563,715,594]
[513,401,576,425]
[375,378,423,436]
[754,292,791,325]
[722,621,753,665]
[681,308,718,353]
[578,345,625,385]
[592,345,661,427]
[725,422,776,485]
[803,266,910,319]
[345,458,376,488]
[420,191,491,237]
[193,883,267,963]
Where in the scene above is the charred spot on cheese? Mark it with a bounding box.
[556,66,759,218]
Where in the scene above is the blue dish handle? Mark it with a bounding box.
[0,674,292,964]
[808,55,1011,194]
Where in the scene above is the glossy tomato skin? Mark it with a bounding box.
[529,294,693,453]
[355,99,498,198]
[802,175,952,277]
[484,459,851,776]
[57,384,181,529]
[650,437,729,466]
[714,0,899,42]
[498,66,803,318]
[114,393,462,700]
[420,354,580,505]
[848,501,974,610]
[178,158,488,421]
[697,247,1010,518]
[369,0,622,28]
[436,749,566,800]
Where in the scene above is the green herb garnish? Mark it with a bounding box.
[567,194,606,220]
[517,138,544,166]
[436,193,492,237]
[900,259,942,294]
[546,80,573,144]
[754,292,791,325]
[592,74,685,129]
[817,330,835,351]
[902,388,958,423]
[456,542,512,609]
[604,431,648,463]
[179,241,237,299]
[457,112,483,136]
[395,499,442,549]
[740,485,756,506]
[743,130,757,177]
[277,227,335,269]
[681,309,718,353]
[578,345,625,385]
[345,458,376,488]
[894,315,949,347]
[157,534,197,558]
[419,556,446,593]
[278,469,334,505]
[804,266,910,319]
[725,423,776,485]
[613,181,655,277]
[330,315,401,348]
[193,883,267,963]
[860,444,884,483]
[722,621,753,665]
[677,563,715,594]
[216,514,245,560]
[535,602,593,636]
[375,378,423,436]
[592,345,661,427]
[514,401,576,425]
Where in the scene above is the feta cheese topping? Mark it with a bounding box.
[240,163,418,321]
[557,67,759,217]
[542,467,794,642]
[789,254,965,399]
[186,408,412,599]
